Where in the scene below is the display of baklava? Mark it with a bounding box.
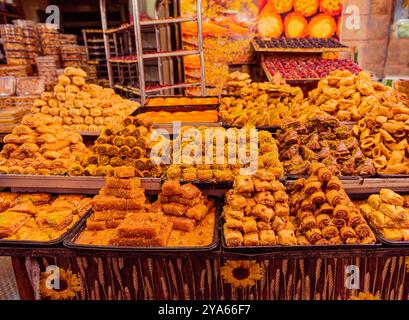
[308,70,407,122]
[69,117,163,177]
[277,111,376,176]
[0,192,91,241]
[219,82,305,127]
[360,189,409,241]
[0,113,90,175]
[164,126,284,182]
[222,71,252,96]
[223,169,296,247]
[76,176,215,247]
[352,90,409,175]
[30,67,139,132]
[153,179,215,233]
[289,164,376,245]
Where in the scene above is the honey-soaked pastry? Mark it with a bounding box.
[254,192,275,207]
[179,184,201,199]
[300,215,316,231]
[379,188,404,206]
[290,168,375,245]
[347,211,365,227]
[327,176,342,191]
[233,176,255,193]
[305,228,322,244]
[243,232,260,246]
[259,230,276,245]
[161,203,187,217]
[322,225,339,238]
[340,226,357,239]
[225,216,244,230]
[243,217,258,233]
[225,228,244,246]
[167,216,196,232]
[252,204,275,222]
[311,191,326,205]
[334,205,349,220]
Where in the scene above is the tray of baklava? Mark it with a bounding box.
[221,166,381,252]
[64,179,220,251]
[359,189,409,246]
[0,192,92,246]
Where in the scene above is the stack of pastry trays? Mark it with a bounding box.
[0,24,29,66]
[37,23,61,68]
[59,34,78,46]
[13,20,41,64]
[85,63,98,83]
[61,45,88,68]
[35,56,57,88]
[0,65,28,77]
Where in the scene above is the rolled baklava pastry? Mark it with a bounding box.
[83,164,97,176]
[301,198,315,212]
[97,155,110,166]
[301,215,317,231]
[317,166,332,183]
[326,190,344,207]
[107,145,119,156]
[119,146,131,157]
[322,225,339,238]
[94,144,108,155]
[109,157,123,167]
[319,203,334,215]
[311,191,326,206]
[327,176,342,191]
[297,235,310,245]
[305,181,322,195]
[125,136,137,148]
[340,226,357,239]
[354,223,372,238]
[131,146,143,158]
[113,136,125,147]
[305,228,322,244]
[328,236,343,245]
[67,163,84,176]
[316,214,331,229]
[333,218,346,228]
[347,211,365,227]
[334,204,349,220]
[315,238,330,246]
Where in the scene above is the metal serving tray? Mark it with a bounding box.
[64,207,220,252]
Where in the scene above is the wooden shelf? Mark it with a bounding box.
[252,40,352,53]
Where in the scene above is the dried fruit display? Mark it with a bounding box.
[320,0,343,16]
[254,37,346,49]
[284,12,308,38]
[308,13,337,38]
[293,0,319,17]
[264,57,361,80]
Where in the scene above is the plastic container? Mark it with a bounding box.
[0,77,16,97]
[16,77,45,96]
